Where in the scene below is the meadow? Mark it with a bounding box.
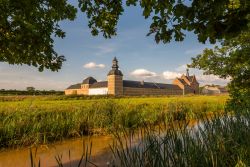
[0,95,228,149]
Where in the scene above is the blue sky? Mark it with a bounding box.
[0,3,229,90]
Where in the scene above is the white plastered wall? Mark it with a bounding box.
[88,88,108,95]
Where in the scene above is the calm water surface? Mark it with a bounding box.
[0,119,201,167]
[0,135,114,167]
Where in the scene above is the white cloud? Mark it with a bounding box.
[130,69,157,78]
[83,62,105,69]
[198,74,221,82]
[130,67,229,86]
[162,71,182,80]
[184,68,230,85]
[196,74,230,86]
[162,67,230,86]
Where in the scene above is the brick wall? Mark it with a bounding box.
[65,89,77,95]
[190,82,199,94]
[123,87,183,96]
[108,75,123,95]
[64,89,86,95]
[80,84,89,95]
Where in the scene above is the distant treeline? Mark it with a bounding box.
[0,89,64,95]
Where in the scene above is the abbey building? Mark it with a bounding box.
[65,57,199,96]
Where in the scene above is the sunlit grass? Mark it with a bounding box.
[0,95,228,148]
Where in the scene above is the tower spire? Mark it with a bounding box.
[186,68,189,77]
[112,57,119,69]
[108,57,123,76]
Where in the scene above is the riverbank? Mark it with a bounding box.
[0,118,209,167]
[0,135,114,167]
[0,95,228,149]
[110,112,250,167]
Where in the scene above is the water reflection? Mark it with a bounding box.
[0,119,202,167]
[0,135,113,167]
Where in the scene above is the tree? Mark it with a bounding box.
[189,31,250,112]
[1,0,249,71]
[80,0,249,43]
[26,86,35,92]
[0,0,77,71]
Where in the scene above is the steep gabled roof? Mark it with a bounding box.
[191,75,199,84]
[123,80,181,90]
[82,77,97,84]
[187,76,194,82]
[187,75,199,84]
[89,81,108,88]
[177,78,188,86]
[180,74,199,85]
[66,83,81,89]
[181,75,191,85]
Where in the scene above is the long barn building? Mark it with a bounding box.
[65,57,199,96]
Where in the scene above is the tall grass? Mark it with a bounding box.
[0,96,227,148]
[110,112,250,167]
[29,141,95,167]
[27,111,250,167]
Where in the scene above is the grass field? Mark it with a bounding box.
[0,95,228,149]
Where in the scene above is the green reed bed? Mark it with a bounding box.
[110,112,250,167]
[0,95,227,148]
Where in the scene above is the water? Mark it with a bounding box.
[0,135,114,167]
[0,119,202,167]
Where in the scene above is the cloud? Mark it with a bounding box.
[83,62,105,69]
[162,67,230,86]
[162,71,182,80]
[130,69,157,78]
[196,74,230,86]
[129,67,229,86]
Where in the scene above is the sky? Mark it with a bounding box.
[0,3,229,90]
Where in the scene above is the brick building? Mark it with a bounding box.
[65,57,199,96]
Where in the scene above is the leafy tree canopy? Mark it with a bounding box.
[0,0,77,71]
[1,0,249,71]
[26,86,35,91]
[189,30,250,111]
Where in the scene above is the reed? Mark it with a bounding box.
[0,95,227,148]
[110,112,250,167]
[29,111,249,167]
[29,140,95,167]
